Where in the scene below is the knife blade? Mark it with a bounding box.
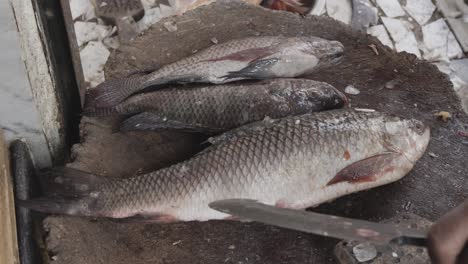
[209,199,428,247]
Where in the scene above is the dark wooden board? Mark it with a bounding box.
[43,1,468,264]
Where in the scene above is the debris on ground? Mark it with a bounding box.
[345,85,360,95]
[352,242,377,262]
[368,44,379,55]
[163,20,178,32]
[354,108,376,112]
[434,111,452,122]
[428,152,439,158]
[385,79,398,89]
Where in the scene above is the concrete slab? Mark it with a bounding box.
[0,1,51,167]
[381,17,421,58]
[404,0,436,25]
[376,0,406,18]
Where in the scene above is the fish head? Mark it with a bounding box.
[300,37,345,66]
[382,116,430,164]
[299,82,348,108]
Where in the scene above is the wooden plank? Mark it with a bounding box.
[59,0,87,106]
[0,129,20,264]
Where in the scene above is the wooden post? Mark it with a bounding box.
[0,129,20,264]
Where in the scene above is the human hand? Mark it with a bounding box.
[428,200,468,264]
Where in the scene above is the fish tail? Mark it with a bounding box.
[18,167,110,216]
[85,76,148,108]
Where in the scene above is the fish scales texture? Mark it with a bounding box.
[89,110,429,221]
[108,79,346,131]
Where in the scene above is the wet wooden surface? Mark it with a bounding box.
[0,129,20,264]
[44,1,467,263]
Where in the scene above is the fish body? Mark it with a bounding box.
[21,110,429,222]
[87,36,344,108]
[87,79,347,133]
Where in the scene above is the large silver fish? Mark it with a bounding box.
[20,110,429,222]
[86,36,344,108]
[86,79,347,133]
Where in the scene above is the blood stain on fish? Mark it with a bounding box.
[344,150,351,160]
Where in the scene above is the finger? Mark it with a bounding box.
[428,227,459,264]
[429,201,468,264]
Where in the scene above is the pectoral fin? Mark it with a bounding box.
[327,153,400,186]
[222,58,280,80]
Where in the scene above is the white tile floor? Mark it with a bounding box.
[0,1,51,167]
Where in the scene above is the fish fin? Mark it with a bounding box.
[120,112,219,133]
[222,58,280,80]
[85,76,147,108]
[39,167,110,198]
[327,153,400,186]
[18,168,110,216]
[18,198,82,215]
[113,214,178,223]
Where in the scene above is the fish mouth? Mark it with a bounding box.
[330,86,348,106]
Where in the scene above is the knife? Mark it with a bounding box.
[209,199,428,247]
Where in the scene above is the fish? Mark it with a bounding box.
[20,110,430,222]
[86,36,345,108]
[85,79,347,133]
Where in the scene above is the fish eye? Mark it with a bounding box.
[413,121,426,135]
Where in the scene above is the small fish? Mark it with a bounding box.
[86,79,347,133]
[86,36,345,108]
[20,110,429,222]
